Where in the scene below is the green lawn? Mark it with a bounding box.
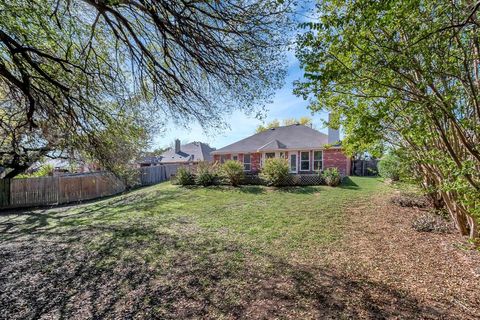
[0,177,386,319]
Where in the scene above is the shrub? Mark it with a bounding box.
[322,167,341,187]
[221,160,244,186]
[175,167,195,186]
[15,164,54,178]
[378,154,402,181]
[390,193,429,208]
[412,212,451,233]
[260,158,290,186]
[195,161,218,186]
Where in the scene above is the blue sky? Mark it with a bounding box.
[152,2,326,150]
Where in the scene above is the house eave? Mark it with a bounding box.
[211,146,342,155]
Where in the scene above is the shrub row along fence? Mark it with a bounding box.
[0,164,180,209]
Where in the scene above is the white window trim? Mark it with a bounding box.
[300,151,310,172]
[232,154,238,161]
[313,150,323,172]
[289,152,298,173]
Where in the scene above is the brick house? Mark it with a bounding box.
[211,124,351,175]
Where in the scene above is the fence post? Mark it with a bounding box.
[56,176,60,204]
[0,179,10,207]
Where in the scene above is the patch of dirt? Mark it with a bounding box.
[1,190,480,319]
[325,194,480,319]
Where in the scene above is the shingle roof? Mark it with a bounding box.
[212,124,329,154]
[159,142,215,163]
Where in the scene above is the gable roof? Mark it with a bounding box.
[212,124,329,154]
[159,142,215,163]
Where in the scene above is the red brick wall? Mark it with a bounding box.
[323,149,351,176]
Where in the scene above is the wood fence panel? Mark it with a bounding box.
[10,177,59,207]
[352,160,379,176]
[164,164,180,180]
[79,175,98,201]
[138,164,182,186]
[59,175,82,203]
[0,179,10,207]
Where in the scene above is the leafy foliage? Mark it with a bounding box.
[378,154,402,181]
[295,0,480,239]
[322,168,341,187]
[221,160,245,186]
[175,167,195,186]
[255,119,281,133]
[0,0,292,177]
[195,162,219,187]
[15,164,54,179]
[255,117,313,133]
[260,158,290,186]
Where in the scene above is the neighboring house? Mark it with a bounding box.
[138,140,216,166]
[211,123,352,175]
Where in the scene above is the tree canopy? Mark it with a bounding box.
[295,0,480,239]
[0,0,292,177]
[255,116,312,132]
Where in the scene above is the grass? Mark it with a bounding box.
[13,176,381,256]
[1,177,399,319]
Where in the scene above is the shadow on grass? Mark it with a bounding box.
[238,185,266,194]
[0,211,449,319]
[339,176,360,190]
[277,186,319,194]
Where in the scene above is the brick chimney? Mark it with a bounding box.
[327,114,340,145]
[174,139,181,153]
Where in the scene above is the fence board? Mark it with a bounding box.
[1,172,126,209]
[10,177,59,207]
[1,165,179,209]
[352,160,379,176]
[138,164,180,186]
[0,179,10,207]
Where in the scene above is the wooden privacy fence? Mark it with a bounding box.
[0,164,180,209]
[1,172,125,209]
[138,164,180,186]
[352,160,379,176]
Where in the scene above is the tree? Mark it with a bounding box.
[0,0,292,177]
[283,116,312,126]
[255,119,281,133]
[255,117,312,132]
[295,1,480,239]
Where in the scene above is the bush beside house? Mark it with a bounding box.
[174,159,343,187]
[221,160,245,186]
[322,168,342,187]
[259,158,291,186]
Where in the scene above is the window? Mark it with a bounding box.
[265,152,275,159]
[279,152,285,159]
[290,154,297,173]
[232,155,238,161]
[220,155,227,164]
[300,151,310,171]
[313,151,323,171]
[243,154,251,171]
